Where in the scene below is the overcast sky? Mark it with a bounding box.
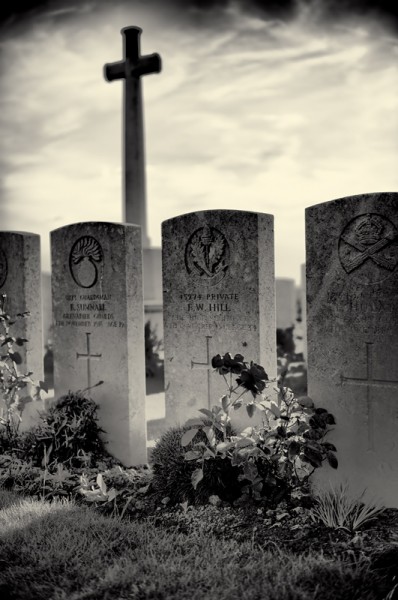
[0,0,397,283]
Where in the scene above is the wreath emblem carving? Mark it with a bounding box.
[0,249,7,289]
[69,236,103,288]
[185,225,230,285]
[339,213,397,284]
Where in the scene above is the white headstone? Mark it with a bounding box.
[306,193,398,507]
[51,222,146,466]
[0,232,44,430]
[162,210,276,430]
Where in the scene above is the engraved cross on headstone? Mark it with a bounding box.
[341,342,398,451]
[104,26,161,248]
[191,335,213,409]
[76,332,102,390]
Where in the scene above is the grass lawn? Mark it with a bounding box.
[0,489,397,600]
[0,384,397,599]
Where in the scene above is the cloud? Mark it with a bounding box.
[0,0,397,283]
[1,0,398,32]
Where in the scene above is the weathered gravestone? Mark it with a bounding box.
[162,210,276,430]
[51,222,146,465]
[306,192,398,507]
[0,232,44,430]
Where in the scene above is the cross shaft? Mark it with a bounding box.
[76,332,102,390]
[191,335,213,409]
[104,27,161,247]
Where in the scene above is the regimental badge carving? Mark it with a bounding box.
[0,249,7,288]
[185,225,230,285]
[69,236,103,288]
[339,213,397,285]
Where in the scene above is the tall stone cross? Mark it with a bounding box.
[104,26,161,248]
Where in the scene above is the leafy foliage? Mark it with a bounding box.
[151,422,240,505]
[0,363,151,513]
[178,352,337,507]
[77,465,153,518]
[0,450,152,516]
[0,454,78,500]
[0,294,47,453]
[20,391,111,469]
[79,472,118,504]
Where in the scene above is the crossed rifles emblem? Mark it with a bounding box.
[340,216,397,273]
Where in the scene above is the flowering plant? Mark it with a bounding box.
[181,352,337,505]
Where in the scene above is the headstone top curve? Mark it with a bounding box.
[306,191,398,215]
[162,209,274,227]
[0,231,40,238]
[50,222,142,234]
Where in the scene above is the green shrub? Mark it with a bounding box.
[0,388,139,506]
[151,422,240,505]
[151,425,205,505]
[19,390,113,469]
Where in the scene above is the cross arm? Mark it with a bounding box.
[104,53,161,82]
[133,53,161,77]
[104,61,125,82]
